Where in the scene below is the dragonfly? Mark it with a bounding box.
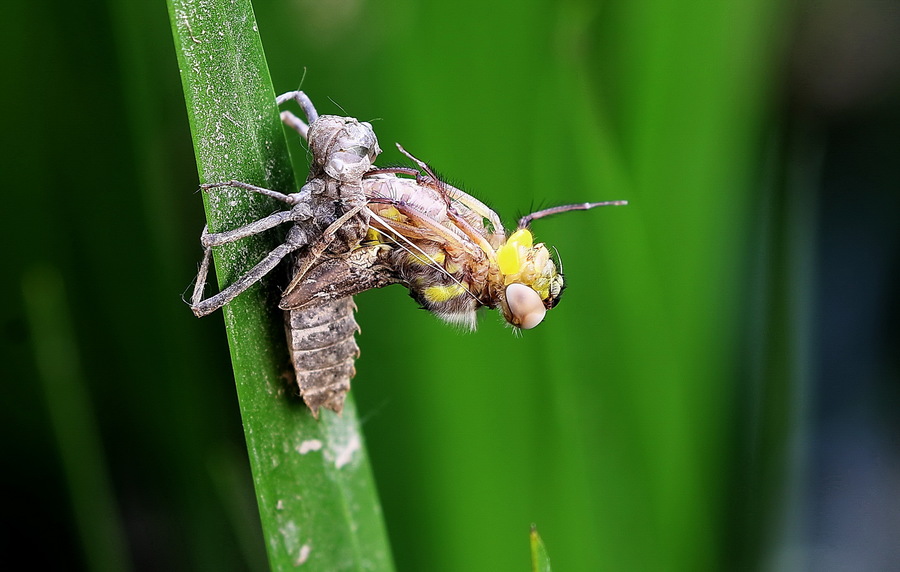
[190,91,626,417]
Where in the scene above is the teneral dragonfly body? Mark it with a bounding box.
[191,91,625,416]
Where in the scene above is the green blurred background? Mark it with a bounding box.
[4,0,898,570]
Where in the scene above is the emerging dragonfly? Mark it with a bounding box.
[190,91,626,416]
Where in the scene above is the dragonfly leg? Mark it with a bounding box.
[190,225,308,317]
[201,180,296,204]
[276,90,319,141]
[201,210,298,248]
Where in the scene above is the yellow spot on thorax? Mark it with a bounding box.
[497,228,533,275]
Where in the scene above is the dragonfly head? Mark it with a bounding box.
[496,228,564,329]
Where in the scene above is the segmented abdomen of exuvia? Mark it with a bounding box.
[284,297,360,417]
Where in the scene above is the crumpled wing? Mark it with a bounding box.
[279,245,398,311]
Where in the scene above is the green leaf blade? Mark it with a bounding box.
[166,1,394,570]
[530,525,552,572]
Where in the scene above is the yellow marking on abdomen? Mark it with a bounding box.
[407,250,445,266]
[423,283,467,303]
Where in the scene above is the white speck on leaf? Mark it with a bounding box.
[334,434,360,469]
[295,544,311,566]
[297,439,323,454]
[278,520,301,556]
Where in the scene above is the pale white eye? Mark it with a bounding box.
[505,283,546,329]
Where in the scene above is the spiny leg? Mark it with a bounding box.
[276,90,319,141]
[201,180,298,204]
[190,179,310,315]
[190,244,215,315]
[192,205,364,318]
[201,210,298,248]
[391,144,492,257]
[191,216,275,316]
[190,225,308,317]
[364,166,420,179]
[276,90,318,122]
[196,179,307,248]
[190,181,305,304]
[395,143,441,186]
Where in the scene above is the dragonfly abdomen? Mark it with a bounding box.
[284,297,361,417]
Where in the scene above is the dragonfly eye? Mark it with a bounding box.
[505,283,546,329]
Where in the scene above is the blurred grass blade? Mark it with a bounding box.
[22,265,131,572]
[166,1,394,570]
[530,525,552,572]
